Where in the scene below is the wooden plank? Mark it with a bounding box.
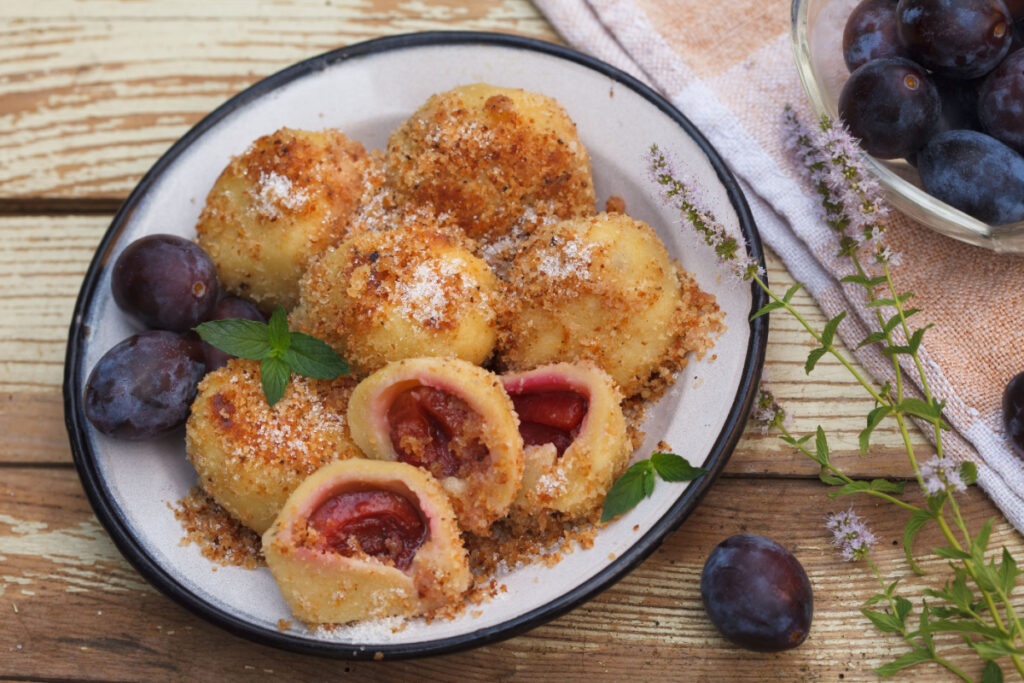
[1,468,1018,681]
[0,1,559,201]
[0,213,927,474]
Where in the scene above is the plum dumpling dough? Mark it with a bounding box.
[196,127,370,312]
[385,83,596,250]
[498,212,719,397]
[347,357,523,535]
[290,225,501,375]
[263,459,471,624]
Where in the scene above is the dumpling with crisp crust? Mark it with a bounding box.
[385,83,596,248]
[185,359,363,534]
[291,225,501,375]
[196,127,369,312]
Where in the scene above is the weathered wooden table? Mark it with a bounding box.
[2,2,1021,680]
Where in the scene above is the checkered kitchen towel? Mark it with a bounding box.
[534,0,1024,529]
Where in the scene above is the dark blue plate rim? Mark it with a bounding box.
[63,30,768,660]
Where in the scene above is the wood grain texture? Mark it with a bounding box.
[2,469,1021,681]
[1,1,1017,681]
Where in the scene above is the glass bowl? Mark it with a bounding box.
[791,0,1024,252]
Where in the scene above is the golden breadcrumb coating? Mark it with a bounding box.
[385,83,596,245]
[186,359,363,534]
[196,127,369,312]
[498,212,722,396]
[263,459,471,624]
[291,226,501,375]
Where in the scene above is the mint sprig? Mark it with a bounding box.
[600,452,707,523]
[194,306,349,407]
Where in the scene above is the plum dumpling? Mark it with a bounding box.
[501,362,631,518]
[347,357,523,535]
[263,459,471,624]
[291,226,501,375]
[196,127,369,312]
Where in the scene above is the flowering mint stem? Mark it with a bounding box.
[750,272,888,406]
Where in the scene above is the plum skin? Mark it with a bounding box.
[84,331,207,440]
[917,129,1024,225]
[1005,372,1024,455]
[701,534,813,652]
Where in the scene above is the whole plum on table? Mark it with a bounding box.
[844,0,909,72]
[1006,372,1024,455]
[111,234,219,332]
[896,0,1013,79]
[700,534,813,652]
[979,49,1024,153]
[918,129,1024,224]
[839,57,940,158]
[84,331,206,440]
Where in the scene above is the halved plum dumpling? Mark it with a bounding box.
[348,357,524,535]
[501,361,632,518]
[262,459,470,624]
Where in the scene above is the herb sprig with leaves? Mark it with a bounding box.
[601,117,1024,680]
[195,306,348,406]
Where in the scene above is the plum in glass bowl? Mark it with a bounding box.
[791,0,1024,252]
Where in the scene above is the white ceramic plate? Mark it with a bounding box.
[64,32,767,659]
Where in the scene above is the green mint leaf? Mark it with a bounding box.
[650,452,707,482]
[815,426,830,465]
[749,300,784,321]
[860,405,891,454]
[781,282,803,302]
[903,509,933,575]
[932,546,972,560]
[873,649,933,677]
[818,469,844,486]
[861,608,903,634]
[857,330,887,349]
[894,596,912,625]
[284,332,349,379]
[869,478,905,494]
[261,355,290,407]
[601,460,654,523]
[971,639,1024,661]
[895,398,942,421]
[827,480,870,499]
[863,593,887,606]
[820,311,846,349]
[983,661,1005,683]
[267,306,291,352]
[805,347,827,374]
[998,547,1020,596]
[193,318,271,359]
[922,619,1003,639]
[959,461,978,487]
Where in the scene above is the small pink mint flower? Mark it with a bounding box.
[826,508,877,561]
[919,455,967,496]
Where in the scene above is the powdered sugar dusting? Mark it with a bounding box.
[250,171,309,218]
[397,257,482,325]
[537,238,595,280]
[311,615,408,642]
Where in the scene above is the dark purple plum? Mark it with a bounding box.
[84,331,206,440]
[918,129,1024,224]
[933,74,983,133]
[1006,372,1024,455]
[844,0,908,72]
[701,534,813,652]
[1008,0,1024,20]
[979,49,1024,153]
[839,57,940,158]
[111,234,219,332]
[200,295,265,370]
[896,0,1012,79]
